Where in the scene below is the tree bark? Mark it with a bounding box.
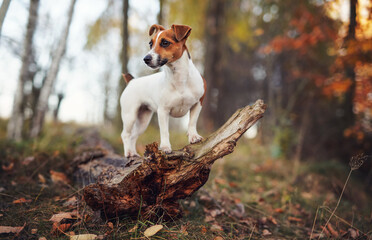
[0,0,11,38]
[7,0,39,141]
[79,100,266,220]
[115,0,129,128]
[157,0,164,25]
[30,0,77,138]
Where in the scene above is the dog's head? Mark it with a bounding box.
[143,24,191,69]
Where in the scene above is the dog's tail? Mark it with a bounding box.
[122,73,134,83]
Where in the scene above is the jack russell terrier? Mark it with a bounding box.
[120,24,206,158]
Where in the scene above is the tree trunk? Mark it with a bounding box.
[0,0,11,38]
[78,100,266,220]
[53,93,64,122]
[115,0,129,128]
[7,0,39,141]
[157,0,164,25]
[30,0,77,138]
[202,0,226,131]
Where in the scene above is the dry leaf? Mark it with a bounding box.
[13,198,32,204]
[63,196,78,207]
[38,174,46,184]
[180,225,188,235]
[39,237,47,240]
[210,224,223,232]
[0,224,25,235]
[327,223,339,238]
[49,211,79,223]
[214,236,224,240]
[50,170,70,184]
[274,208,284,213]
[201,226,207,234]
[262,229,272,236]
[348,228,359,239]
[205,215,214,222]
[31,228,38,234]
[107,222,114,229]
[288,216,302,222]
[144,225,163,237]
[268,216,278,225]
[22,156,35,166]
[52,222,71,234]
[128,225,138,233]
[69,231,76,236]
[2,162,14,171]
[70,234,97,240]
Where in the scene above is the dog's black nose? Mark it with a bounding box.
[143,55,152,64]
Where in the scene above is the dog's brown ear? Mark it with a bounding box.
[149,24,165,36]
[171,24,192,41]
[122,73,134,83]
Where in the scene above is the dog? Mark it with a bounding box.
[120,24,206,158]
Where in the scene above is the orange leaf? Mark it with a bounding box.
[51,222,71,235]
[2,162,14,171]
[50,170,70,184]
[288,216,302,222]
[274,208,284,213]
[13,198,32,204]
[0,223,25,235]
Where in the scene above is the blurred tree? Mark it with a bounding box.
[30,0,77,137]
[7,0,39,141]
[0,0,11,38]
[202,0,227,131]
[158,0,164,25]
[114,0,129,128]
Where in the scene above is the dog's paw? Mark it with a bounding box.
[189,134,203,144]
[160,145,172,154]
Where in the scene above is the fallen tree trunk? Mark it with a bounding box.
[80,99,266,220]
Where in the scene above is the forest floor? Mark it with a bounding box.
[0,120,371,239]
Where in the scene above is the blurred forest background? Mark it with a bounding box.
[0,0,372,239]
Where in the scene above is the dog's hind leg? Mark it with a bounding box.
[129,107,153,154]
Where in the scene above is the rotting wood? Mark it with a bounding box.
[80,99,266,220]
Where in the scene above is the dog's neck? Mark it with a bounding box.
[163,50,190,86]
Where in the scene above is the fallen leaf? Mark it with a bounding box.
[274,208,284,213]
[214,178,227,185]
[348,228,359,239]
[50,170,70,184]
[180,225,188,235]
[262,229,272,236]
[69,231,75,236]
[214,236,224,240]
[209,209,222,217]
[31,228,38,234]
[49,211,79,223]
[63,196,78,207]
[13,198,32,204]
[0,224,25,235]
[0,187,5,193]
[288,216,302,222]
[228,182,238,188]
[51,222,71,234]
[38,174,46,184]
[70,234,97,240]
[107,222,114,229]
[143,225,163,237]
[327,223,338,238]
[205,215,214,222]
[39,237,47,240]
[210,224,223,232]
[22,156,35,166]
[128,225,138,233]
[268,216,278,225]
[2,162,14,171]
[201,226,207,234]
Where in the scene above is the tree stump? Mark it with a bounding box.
[80,99,266,220]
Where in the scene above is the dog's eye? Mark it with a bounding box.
[149,41,153,49]
[160,39,170,47]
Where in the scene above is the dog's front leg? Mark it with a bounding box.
[157,108,172,153]
[188,102,203,144]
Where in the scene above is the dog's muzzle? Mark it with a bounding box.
[143,54,168,69]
